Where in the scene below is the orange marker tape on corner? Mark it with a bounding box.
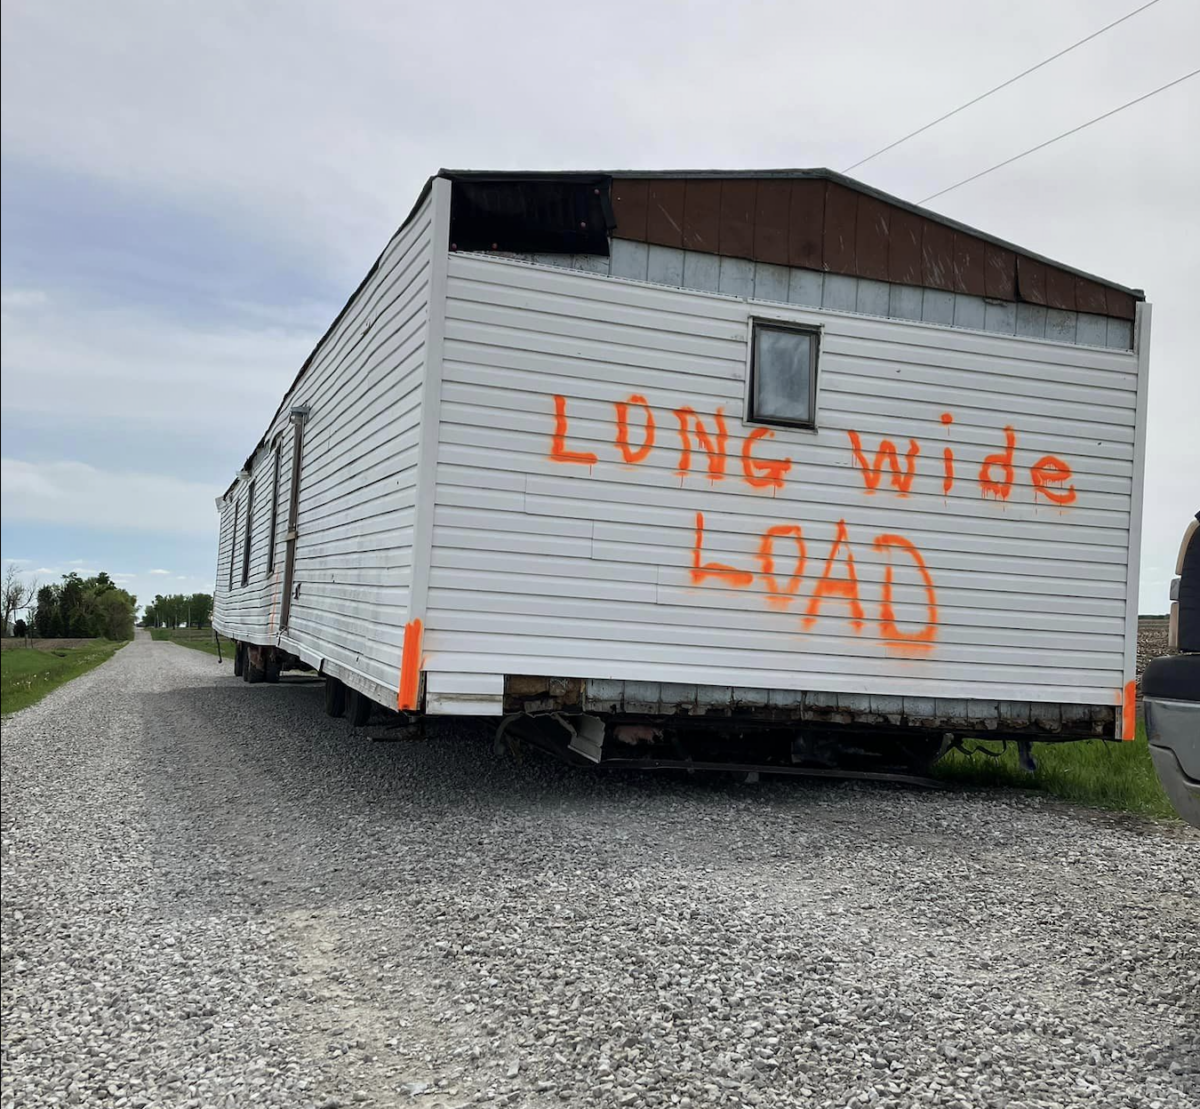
[1122,679,1136,742]
[398,619,424,711]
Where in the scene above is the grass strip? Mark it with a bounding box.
[1,641,127,716]
[934,724,1174,820]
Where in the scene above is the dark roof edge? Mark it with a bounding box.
[222,166,1143,501]
[440,166,1144,300]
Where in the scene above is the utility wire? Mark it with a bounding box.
[918,68,1199,204]
[842,0,1164,173]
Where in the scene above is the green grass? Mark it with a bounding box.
[1,641,128,715]
[149,627,233,658]
[933,723,1174,820]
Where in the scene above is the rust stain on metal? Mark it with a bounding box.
[571,677,1116,739]
[504,675,583,714]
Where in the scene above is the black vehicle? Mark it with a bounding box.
[1143,512,1199,828]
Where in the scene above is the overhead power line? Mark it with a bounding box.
[918,68,1200,204]
[842,0,1164,173]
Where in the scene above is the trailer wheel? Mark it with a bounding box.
[324,677,346,717]
[233,642,245,678]
[245,661,266,684]
[902,736,951,775]
[264,662,281,684]
[346,686,372,727]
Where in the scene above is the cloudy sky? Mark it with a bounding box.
[1,0,1196,613]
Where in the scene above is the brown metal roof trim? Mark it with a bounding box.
[222,167,1142,500]
[608,174,1137,320]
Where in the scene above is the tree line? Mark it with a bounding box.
[141,592,213,629]
[27,571,138,640]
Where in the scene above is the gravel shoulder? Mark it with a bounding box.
[2,631,1197,1109]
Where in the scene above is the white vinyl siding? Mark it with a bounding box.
[213,194,435,693]
[424,253,1139,706]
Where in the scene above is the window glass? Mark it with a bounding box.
[241,482,255,587]
[751,323,818,427]
[267,447,280,572]
[228,501,239,590]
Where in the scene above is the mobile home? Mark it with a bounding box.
[213,170,1149,773]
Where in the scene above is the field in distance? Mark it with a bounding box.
[148,627,233,657]
[0,640,127,715]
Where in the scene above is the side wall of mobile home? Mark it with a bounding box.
[214,173,1149,741]
[214,192,437,703]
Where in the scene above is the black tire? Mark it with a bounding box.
[346,686,372,727]
[245,662,265,685]
[233,642,245,678]
[901,736,950,775]
[324,677,346,718]
[264,663,281,684]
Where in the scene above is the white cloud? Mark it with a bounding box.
[0,289,48,310]
[0,295,313,434]
[149,568,172,575]
[1,458,218,536]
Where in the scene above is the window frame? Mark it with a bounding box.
[240,480,255,587]
[228,499,239,591]
[267,444,281,573]
[745,318,821,431]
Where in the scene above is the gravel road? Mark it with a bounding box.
[2,633,1197,1109]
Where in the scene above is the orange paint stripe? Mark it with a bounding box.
[398,619,423,712]
[1121,679,1136,742]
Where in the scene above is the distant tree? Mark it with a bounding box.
[59,573,84,636]
[34,586,56,638]
[2,564,29,635]
[188,592,213,628]
[24,571,135,641]
[13,619,27,639]
[97,589,135,640]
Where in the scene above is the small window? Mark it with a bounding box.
[749,320,819,428]
[241,481,255,587]
[228,500,239,591]
[267,446,281,572]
